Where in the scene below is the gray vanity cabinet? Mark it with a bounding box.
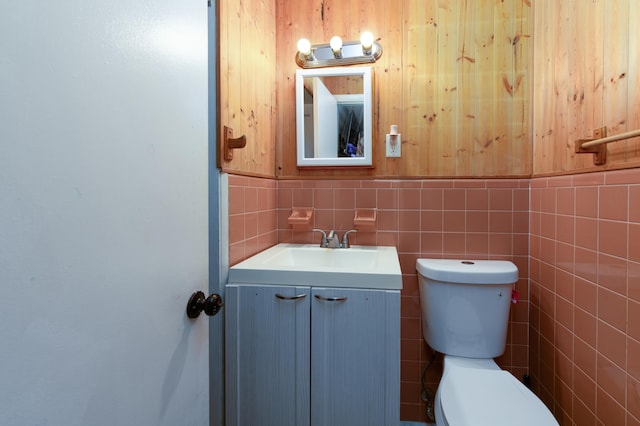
[225,284,310,426]
[225,284,400,426]
[310,286,400,426]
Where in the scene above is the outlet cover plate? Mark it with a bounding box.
[386,134,401,157]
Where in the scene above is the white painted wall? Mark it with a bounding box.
[0,1,211,425]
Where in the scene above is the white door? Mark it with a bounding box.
[0,1,214,425]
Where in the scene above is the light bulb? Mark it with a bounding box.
[360,31,374,49]
[329,36,343,53]
[297,38,311,56]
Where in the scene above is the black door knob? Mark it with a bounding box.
[186,291,223,318]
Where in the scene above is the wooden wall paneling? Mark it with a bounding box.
[531,0,552,175]
[432,0,459,177]
[257,0,278,175]
[401,0,438,177]
[455,0,476,176]
[353,1,388,179]
[330,0,380,178]
[474,0,496,177]
[242,0,257,170]
[375,0,402,177]
[417,1,440,178]
[334,0,353,42]
[553,1,571,173]
[275,0,532,178]
[571,0,596,171]
[531,1,640,174]
[273,0,282,177]
[629,0,640,156]
[552,2,573,171]
[513,0,531,176]
[241,1,255,155]
[218,0,276,177]
[400,0,427,177]
[276,0,379,179]
[278,1,640,179]
[493,0,515,177]
[218,0,241,167]
[274,0,302,177]
[321,0,343,42]
[245,0,277,177]
[603,0,630,163]
[347,0,365,42]
[587,0,605,156]
[496,0,533,176]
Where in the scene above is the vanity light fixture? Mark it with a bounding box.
[295,32,382,68]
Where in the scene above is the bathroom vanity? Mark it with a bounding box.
[225,244,401,426]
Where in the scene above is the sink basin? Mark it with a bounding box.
[228,243,402,289]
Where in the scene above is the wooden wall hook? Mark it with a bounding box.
[224,126,247,161]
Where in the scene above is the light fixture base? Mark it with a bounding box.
[296,40,382,69]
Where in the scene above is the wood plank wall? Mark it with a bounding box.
[219,1,640,179]
[532,0,640,175]
[275,0,532,178]
[218,0,277,177]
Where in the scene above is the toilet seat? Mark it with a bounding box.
[440,367,558,426]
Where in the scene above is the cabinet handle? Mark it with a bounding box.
[275,293,307,300]
[314,294,348,302]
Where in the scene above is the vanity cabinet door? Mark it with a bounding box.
[226,284,311,426]
[310,287,400,426]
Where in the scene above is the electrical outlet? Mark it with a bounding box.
[386,134,401,157]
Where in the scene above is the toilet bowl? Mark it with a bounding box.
[416,259,558,426]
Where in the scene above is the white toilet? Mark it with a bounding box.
[416,259,558,426]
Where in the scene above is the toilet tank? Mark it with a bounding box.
[416,259,518,358]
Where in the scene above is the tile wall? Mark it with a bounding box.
[228,175,278,264]
[530,169,640,425]
[228,174,530,423]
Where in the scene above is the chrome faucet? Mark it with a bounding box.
[312,229,358,248]
[326,230,341,248]
[340,229,358,248]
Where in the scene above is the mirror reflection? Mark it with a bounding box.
[296,67,372,167]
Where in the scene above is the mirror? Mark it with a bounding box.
[296,67,372,167]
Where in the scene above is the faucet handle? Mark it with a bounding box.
[341,229,358,248]
[312,228,328,248]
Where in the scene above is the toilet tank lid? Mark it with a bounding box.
[416,259,518,284]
